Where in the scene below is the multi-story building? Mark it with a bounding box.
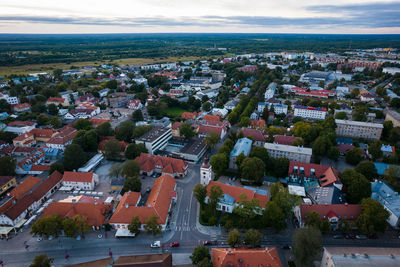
[264,143,312,163]
[134,153,188,178]
[0,176,16,196]
[61,171,99,191]
[135,127,172,154]
[294,106,327,120]
[385,108,400,127]
[257,103,288,115]
[335,119,383,140]
[200,160,214,186]
[229,138,253,169]
[371,182,400,228]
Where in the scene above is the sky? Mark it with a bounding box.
[0,0,399,34]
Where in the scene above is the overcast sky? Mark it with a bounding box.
[0,0,399,33]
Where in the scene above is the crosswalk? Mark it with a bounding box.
[174,226,196,231]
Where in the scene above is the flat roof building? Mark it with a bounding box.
[229,138,253,169]
[264,143,312,163]
[135,127,172,154]
[335,119,383,140]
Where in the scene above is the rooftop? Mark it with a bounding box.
[212,247,282,267]
[335,119,384,129]
[230,137,253,157]
[371,182,400,217]
[136,127,170,143]
[264,143,313,155]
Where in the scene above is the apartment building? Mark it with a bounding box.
[257,103,288,115]
[335,119,383,140]
[264,143,312,163]
[294,106,327,120]
[135,127,172,154]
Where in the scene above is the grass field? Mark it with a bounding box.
[165,107,188,118]
[0,56,206,76]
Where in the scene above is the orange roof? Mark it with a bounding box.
[13,132,34,142]
[206,181,269,208]
[30,165,50,172]
[89,118,109,127]
[172,121,182,130]
[288,161,339,187]
[30,128,56,139]
[135,153,188,176]
[62,171,95,183]
[11,176,42,198]
[212,247,283,267]
[203,114,220,122]
[181,112,197,120]
[42,201,112,226]
[251,119,266,128]
[109,174,176,225]
[47,97,66,104]
[197,124,224,137]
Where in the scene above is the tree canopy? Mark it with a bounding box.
[340,169,371,204]
[63,144,86,171]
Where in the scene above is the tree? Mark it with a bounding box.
[263,201,286,231]
[0,156,16,176]
[209,185,223,213]
[270,183,299,215]
[49,162,64,174]
[305,211,322,229]
[49,116,61,128]
[36,114,50,126]
[368,140,383,160]
[327,146,340,161]
[202,101,212,112]
[122,160,140,178]
[193,184,207,206]
[334,111,348,120]
[293,227,322,265]
[355,161,378,181]
[62,217,77,237]
[227,229,241,248]
[116,120,134,142]
[30,254,54,267]
[382,120,393,140]
[244,229,262,248]
[179,122,196,139]
[72,214,91,236]
[233,195,262,227]
[240,157,265,184]
[205,132,220,150]
[31,215,63,237]
[123,176,142,192]
[125,143,148,159]
[109,163,123,178]
[209,153,228,177]
[238,117,251,127]
[235,152,246,174]
[128,216,141,235]
[132,110,144,122]
[340,169,371,204]
[103,139,121,160]
[106,79,118,89]
[74,119,92,130]
[293,121,311,139]
[190,245,211,265]
[312,136,332,159]
[292,137,304,147]
[133,125,153,139]
[249,146,269,166]
[144,216,162,235]
[356,198,390,233]
[384,166,400,189]
[390,97,400,108]
[47,103,58,115]
[96,122,113,137]
[63,144,86,171]
[345,147,363,165]
[273,157,290,178]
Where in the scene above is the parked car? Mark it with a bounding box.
[203,240,217,246]
[170,242,180,247]
[345,234,355,239]
[150,241,161,248]
[356,235,367,240]
[333,234,343,239]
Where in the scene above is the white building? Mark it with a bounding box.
[200,161,214,186]
[264,89,275,100]
[135,127,172,154]
[383,67,400,75]
[258,103,288,115]
[61,171,99,191]
[335,119,383,140]
[0,93,18,105]
[264,143,312,163]
[294,106,327,120]
[371,182,400,228]
[59,91,79,102]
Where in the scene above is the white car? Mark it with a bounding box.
[150,241,161,248]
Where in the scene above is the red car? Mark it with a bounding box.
[170,242,180,247]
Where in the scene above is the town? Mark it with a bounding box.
[0,48,400,267]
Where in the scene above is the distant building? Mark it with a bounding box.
[335,119,383,140]
[264,143,312,163]
[258,102,288,115]
[46,97,69,107]
[200,160,214,186]
[61,171,99,191]
[385,108,400,127]
[294,106,327,120]
[59,91,78,102]
[135,153,188,178]
[371,182,400,228]
[229,138,253,169]
[135,127,172,154]
[47,126,77,150]
[0,176,16,196]
[383,67,400,75]
[212,247,283,267]
[12,103,31,113]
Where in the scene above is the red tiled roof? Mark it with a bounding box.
[48,126,77,145]
[13,103,31,110]
[30,128,55,139]
[172,122,182,130]
[203,114,220,122]
[300,204,362,222]
[30,165,50,172]
[135,153,188,176]
[13,132,34,142]
[8,121,35,127]
[89,118,109,127]
[251,119,266,128]
[240,128,265,142]
[212,247,283,267]
[10,176,42,199]
[206,181,268,208]
[337,144,354,154]
[47,97,66,104]
[197,125,224,137]
[288,161,339,187]
[62,171,95,183]
[181,112,197,120]
[274,135,296,146]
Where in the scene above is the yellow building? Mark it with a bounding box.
[0,176,16,195]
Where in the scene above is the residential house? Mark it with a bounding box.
[47,126,77,150]
[109,174,177,233]
[0,176,16,196]
[171,122,181,137]
[288,161,340,187]
[205,181,269,213]
[12,103,31,113]
[360,92,375,102]
[16,148,46,174]
[212,247,283,267]
[294,204,362,229]
[61,171,99,191]
[46,97,69,107]
[134,153,188,178]
[60,91,78,102]
[381,145,395,157]
[240,128,266,146]
[274,135,297,146]
[75,93,99,105]
[5,121,36,135]
[251,119,266,128]
[371,182,400,228]
[229,138,253,169]
[13,132,35,147]
[126,99,143,110]
[181,112,199,121]
[197,125,226,139]
[64,107,98,120]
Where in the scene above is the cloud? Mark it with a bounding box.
[0,2,399,29]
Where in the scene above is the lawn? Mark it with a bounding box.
[165,107,188,118]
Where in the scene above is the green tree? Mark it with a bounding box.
[72,214,91,237]
[96,122,113,136]
[30,254,54,267]
[74,119,92,130]
[368,140,383,160]
[209,153,228,177]
[345,147,363,165]
[384,166,400,189]
[293,121,311,139]
[304,211,322,229]
[270,183,299,215]
[49,116,61,128]
[355,161,378,181]
[340,169,371,204]
[382,120,393,140]
[179,122,196,139]
[293,227,322,265]
[125,143,148,159]
[62,217,77,237]
[273,157,290,178]
[263,201,286,232]
[334,111,348,120]
[36,114,50,126]
[209,184,223,213]
[132,125,153,138]
[356,198,390,233]
[31,215,63,237]
[144,215,162,235]
[238,117,251,127]
[327,146,340,161]
[106,79,118,89]
[249,146,269,166]
[103,139,121,160]
[205,132,220,150]
[0,156,16,176]
[202,101,212,112]
[128,216,141,235]
[123,176,142,192]
[122,160,140,178]
[132,109,144,122]
[63,144,87,171]
[240,157,265,183]
[244,229,262,248]
[233,194,262,227]
[49,162,64,174]
[108,163,123,178]
[227,229,241,248]
[312,136,332,159]
[193,184,207,206]
[47,103,58,115]
[235,152,246,173]
[116,120,134,142]
[190,245,211,265]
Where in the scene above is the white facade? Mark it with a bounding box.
[5,124,36,135]
[335,119,383,140]
[294,107,327,120]
[383,67,400,75]
[135,127,172,154]
[264,143,312,163]
[258,103,288,115]
[200,164,214,186]
[264,89,275,100]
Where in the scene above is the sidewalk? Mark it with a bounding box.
[195,203,221,237]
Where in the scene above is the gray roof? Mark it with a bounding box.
[180,137,206,155]
[136,127,170,143]
[371,182,400,218]
[307,186,345,204]
[230,138,253,157]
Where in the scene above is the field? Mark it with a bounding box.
[165,107,188,118]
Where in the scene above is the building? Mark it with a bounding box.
[294,204,362,229]
[371,182,400,228]
[64,107,98,120]
[59,91,78,102]
[167,137,207,162]
[46,97,69,107]
[240,128,266,146]
[135,153,188,178]
[335,119,383,140]
[171,122,181,137]
[258,102,288,115]
[300,71,331,83]
[113,254,172,267]
[111,177,125,192]
[229,138,253,169]
[294,106,327,120]
[381,145,395,157]
[61,171,99,191]
[135,127,172,154]
[109,174,177,233]
[47,126,78,150]
[360,92,375,102]
[12,132,35,147]
[320,247,400,267]
[197,124,226,139]
[0,176,16,196]
[383,67,400,75]
[206,181,268,213]
[212,247,283,267]
[288,161,340,187]
[0,93,18,105]
[200,160,214,186]
[12,103,31,113]
[307,186,346,205]
[127,99,143,110]
[274,135,297,146]
[264,143,312,163]
[5,121,36,135]
[264,82,277,100]
[385,108,400,127]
